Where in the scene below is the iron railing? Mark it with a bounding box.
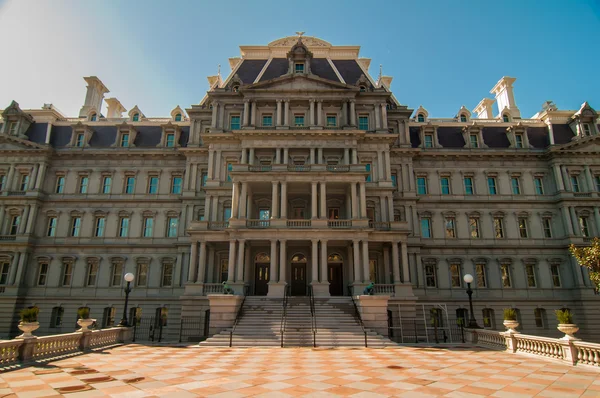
[280,285,290,347]
[229,296,246,347]
[349,293,367,347]
[308,285,317,347]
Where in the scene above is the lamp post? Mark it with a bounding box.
[463,274,481,329]
[118,273,135,327]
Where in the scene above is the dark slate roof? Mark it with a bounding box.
[410,127,420,148]
[50,126,72,147]
[49,125,188,148]
[259,59,288,81]
[437,127,465,148]
[89,126,116,147]
[331,60,368,86]
[527,127,549,148]
[25,122,48,144]
[133,126,162,147]
[310,58,339,82]
[236,60,267,84]
[482,127,511,148]
[552,124,574,145]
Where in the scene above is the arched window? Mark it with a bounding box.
[175,113,182,122]
[90,113,97,122]
[359,85,366,92]
[502,114,510,122]
[133,113,139,122]
[460,114,467,122]
[255,253,270,263]
[328,253,343,262]
[291,253,307,263]
[417,114,425,123]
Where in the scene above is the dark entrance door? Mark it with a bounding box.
[255,263,270,296]
[328,263,343,296]
[291,263,306,296]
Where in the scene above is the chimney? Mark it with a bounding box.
[105,98,126,119]
[473,98,495,119]
[490,76,521,118]
[79,76,109,118]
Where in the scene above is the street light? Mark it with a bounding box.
[118,273,135,327]
[463,274,481,329]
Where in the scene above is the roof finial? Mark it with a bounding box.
[296,31,305,37]
[217,64,221,77]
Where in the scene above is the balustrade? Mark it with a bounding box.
[0,340,23,367]
[287,165,311,172]
[574,341,600,367]
[208,221,229,230]
[475,329,507,349]
[514,335,564,360]
[327,220,352,228]
[247,219,270,228]
[373,284,395,295]
[203,283,224,295]
[286,220,311,228]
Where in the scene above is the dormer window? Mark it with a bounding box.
[90,113,97,122]
[8,122,17,135]
[295,63,304,73]
[515,134,524,148]
[417,114,425,123]
[232,86,239,93]
[424,134,433,148]
[75,133,85,148]
[502,114,510,122]
[470,134,479,148]
[166,133,175,148]
[132,113,140,122]
[175,113,182,122]
[460,114,467,122]
[359,85,367,92]
[120,133,130,147]
[159,123,181,148]
[583,123,591,136]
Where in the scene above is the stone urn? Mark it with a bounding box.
[503,320,519,334]
[17,321,40,339]
[557,324,579,340]
[77,318,96,332]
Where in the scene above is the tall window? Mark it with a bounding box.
[50,307,64,328]
[79,176,89,194]
[579,216,590,237]
[262,115,273,127]
[294,63,304,73]
[417,177,427,194]
[518,217,529,238]
[94,217,105,237]
[511,177,521,195]
[9,215,20,235]
[571,175,580,192]
[449,264,461,288]
[143,217,154,238]
[595,175,600,192]
[421,218,431,238]
[417,114,425,122]
[161,263,174,287]
[0,262,9,284]
[358,116,369,130]
[229,115,241,130]
[90,113,97,121]
[294,115,305,127]
[137,264,148,286]
[47,217,57,237]
[62,262,73,286]
[119,217,129,237]
[425,264,437,287]
[534,308,546,328]
[582,123,591,136]
[125,176,135,194]
[86,263,98,286]
[175,113,182,122]
[500,264,512,288]
[515,134,524,148]
[326,115,337,127]
[148,176,159,194]
[542,218,552,238]
[71,217,81,237]
[171,177,182,194]
[391,174,397,188]
[551,264,561,287]
[223,206,231,221]
[469,217,480,238]
[440,177,450,195]
[76,133,85,147]
[502,114,509,122]
[525,264,537,287]
[102,307,116,328]
[482,308,495,329]
[19,174,29,191]
[37,263,49,286]
[494,217,504,238]
[201,172,208,187]
[476,263,487,288]
[534,177,544,195]
[444,217,456,238]
[8,122,17,135]
[167,217,178,237]
[464,177,474,195]
[102,176,112,194]
[133,113,139,122]
[470,134,479,148]
[460,114,467,122]
[487,177,497,195]
[120,133,130,147]
[424,134,433,148]
[166,133,175,147]
[0,174,5,191]
[55,176,65,193]
[111,263,123,286]
[365,163,372,182]
[227,163,233,182]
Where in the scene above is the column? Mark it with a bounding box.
[34,163,46,190]
[387,195,394,222]
[381,103,388,129]
[383,246,391,283]
[25,204,37,233]
[250,101,256,126]
[190,163,198,192]
[18,206,29,234]
[214,150,222,181]
[207,246,215,283]
[311,182,318,219]
[311,239,319,282]
[353,240,361,282]
[198,242,207,283]
[188,242,198,282]
[594,207,600,237]
[280,182,287,219]
[309,100,315,126]
[348,245,355,282]
[276,100,282,126]
[239,182,248,218]
[570,206,580,236]
[407,163,414,191]
[241,149,248,164]
[249,148,255,165]
[227,240,237,282]
[561,207,574,236]
[351,183,358,219]
[350,100,356,126]
[391,242,400,283]
[317,100,323,126]
[342,101,348,126]
[584,165,594,192]
[207,150,214,179]
[204,195,212,220]
[243,100,250,126]
[211,196,219,221]
[30,165,39,190]
[45,123,52,144]
[352,148,358,164]
[310,148,315,164]
[0,206,5,234]
[275,148,281,164]
[344,148,350,165]
[284,100,289,126]
[211,102,218,128]
[361,241,370,282]
[374,105,381,129]
[270,240,278,283]
[320,182,327,219]
[359,182,367,217]
[283,148,289,165]
[6,167,14,192]
[231,182,240,218]
[384,151,391,181]
[401,241,410,283]
[236,240,245,282]
[320,240,328,282]
[380,195,387,222]
[13,252,27,286]
[561,166,571,191]
[317,148,323,164]
[279,240,287,282]
[271,182,279,218]
[553,164,564,191]
[8,253,19,286]
[377,151,384,181]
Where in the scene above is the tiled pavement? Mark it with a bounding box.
[1,344,599,397]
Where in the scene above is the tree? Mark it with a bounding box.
[569,237,600,293]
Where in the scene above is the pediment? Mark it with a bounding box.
[246,74,351,92]
[0,134,47,151]
[556,135,600,153]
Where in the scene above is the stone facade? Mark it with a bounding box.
[0,35,599,341]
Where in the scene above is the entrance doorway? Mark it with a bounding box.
[254,253,270,296]
[327,253,344,296]
[291,253,307,296]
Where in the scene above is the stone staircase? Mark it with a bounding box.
[200,296,396,347]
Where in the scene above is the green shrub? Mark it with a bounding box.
[20,307,39,323]
[78,307,90,319]
[555,309,574,324]
[503,308,517,321]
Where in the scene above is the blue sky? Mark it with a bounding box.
[0,0,598,118]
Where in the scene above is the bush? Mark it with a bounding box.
[20,307,39,323]
[78,307,90,319]
[503,308,517,321]
[555,309,574,324]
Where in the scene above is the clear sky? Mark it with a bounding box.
[0,0,598,119]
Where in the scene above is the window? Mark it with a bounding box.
[500,264,512,288]
[230,115,240,130]
[94,217,105,237]
[201,172,208,187]
[47,217,57,237]
[167,217,178,237]
[469,217,480,238]
[417,177,427,195]
[369,259,378,282]
[421,218,431,238]
[582,123,591,136]
[444,217,456,238]
[223,207,231,221]
[90,113,97,122]
[502,114,509,122]
[493,217,504,238]
[571,175,580,192]
[0,174,5,191]
[111,263,123,286]
[525,264,537,287]
[0,262,9,284]
[171,177,182,194]
[220,258,228,282]
[226,163,233,182]
[482,308,494,329]
[37,263,49,286]
[71,217,81,237]
[50,307,64,328]
[460,114,467,122]
[417,114,425,122]
[579,216,590,237]
[391,174,397,188]
[102,176,112,194]
[55,176,65,193]
[449,264,461,288]
[456,308,468,326]
[440,177,450,195]
[328,208,340,220]
[9,215,20,235]
[464,177,474,195]
[162,263,174,287]
[119,217,129,237]
[262,115,273,127]
[425,264,437,287]
[125,176,135,194]
[120,133,129,147]
[518,217,528,238]
[358,116,369,130]
[365,163,372,182]
[542,218,553,238]
[79,176,89,194]
[476,263,487,288]
[511,177,521,195]
[102,307,115,328]
[76,133,85,147]
[294,63,304,73]
[133,113,139,122]
[143,217,154,237]
[157,307,168,326]
[19,174,29,191]
[515,134,524,148]
[62,262,73,286]
[86,262,98,286]
[326,115,337,127]
[487,177,497,195]
[424,134,433,148]
[534,177,544,195]
[551,264,561,287]
[534,308,546,328]
[137,264,148,286]
[595,175,600,192]
[294,115,305,127]
[175,113,182,122]
[470,134,479,148]
[8,121,17,135]
[148,176,159,194]
[166,133,175,147]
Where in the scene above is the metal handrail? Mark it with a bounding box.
[280,285,290,347]
[349,292,368,347]
[308,285,317,347]
[229,295,246,347]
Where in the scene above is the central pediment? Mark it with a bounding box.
[245,73,353,92]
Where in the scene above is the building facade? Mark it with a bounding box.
[1,35,599,341]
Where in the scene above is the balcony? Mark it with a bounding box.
[369,221,391,231]
[287,220,311,228]
[246,219,270,228]
[0,235,16,241]
[328,220,352,228]
[233,164,366,173]
[189,218,408,232]
[207,221,229,230]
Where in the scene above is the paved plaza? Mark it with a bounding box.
[1,344,599,397]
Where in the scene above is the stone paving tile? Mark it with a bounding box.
[0,344,599,396]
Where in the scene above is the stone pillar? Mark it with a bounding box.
[280,182,287,219]
[377,151,384,181]
[207,246,215,283]
[6,167,15,192]
[35,163,47,190]
[211,102,218,128]
[348,244,355,282]
[275,148,281,164]
[310,148,315,164]
[391,241,400,283]
[584,165,594,192]
[384,151,392,182]
[407,163,415,191]
[311,182,318,219]
[8,253,19,286]
[352,148,358,164]
[383,246,391,283]
[284,100,289,126]
[374,104,381,129]
[239,182,248,219]
[570,206,580,236]
[25,204,37,233]
[188,242,198,282]
[553,164,564,191]
[317,100,323,126]
[561,166,571,191]
[198,242,207,283]
[353,240,361,282]
[18,206,29,234]
[211,196,219,221]
[387,195,394,222]
[344,148,350,165]
[0,206,5,234]
[243,100,250,126]
[45,123,52,144]
[231,182,240,219]
[214,150,222,181]
[562,207,574,236]
[29,165,38,190]
[359,182,367,217]
[311,239,319,282]
[362,241,370,282]
[227,240,237,282]
[271,181,279,218]
[207,150,214,179]
[381,103,388,129]
[241,149,248,164]
[279,240,287,282]
[350,100,356,126]
[250,101,257,126]
[283,148,288,164]
[236,240,245,282]
[309,100,315,126]
[401,241,410,283]
[342,101,348,126]
[13,252,27,286]
[249,148,255,165]
[270,240,278,283]
[320,182,327,219]
[317,148,323,164]
[276,100,282,126]
[320,240,328,283]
